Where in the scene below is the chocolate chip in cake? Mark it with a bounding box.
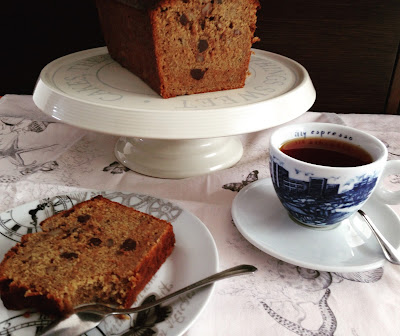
[61,252,79,259]
[190,69,208,80]
[120,238,137,251]
[198,39,209,53]
[89,238,102,246]
[77,214,91,223]
[179,13,189,26]
[106,238,114,247]
[62,209,75,218]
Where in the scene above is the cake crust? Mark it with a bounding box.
[0,195,175,316]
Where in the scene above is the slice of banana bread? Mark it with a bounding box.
[0,195,175,316]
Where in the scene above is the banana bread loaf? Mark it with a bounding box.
[0,195,175,316]
[95,0,260,98]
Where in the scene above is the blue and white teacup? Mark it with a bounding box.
[269,123,400,228]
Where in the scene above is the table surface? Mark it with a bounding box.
[0,94,399,336]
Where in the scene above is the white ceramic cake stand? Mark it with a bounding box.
[33,47,316,178]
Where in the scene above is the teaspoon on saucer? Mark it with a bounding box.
[358,209,400,265]
[38,264,257,336]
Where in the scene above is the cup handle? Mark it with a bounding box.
[373,160,400,205]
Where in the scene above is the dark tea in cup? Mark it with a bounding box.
[279,138,373,167]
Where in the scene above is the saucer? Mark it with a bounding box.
[232,178,400,272]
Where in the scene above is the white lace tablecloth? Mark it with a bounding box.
[0,94,400,336]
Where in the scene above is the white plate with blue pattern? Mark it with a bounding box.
[0,191,218,335]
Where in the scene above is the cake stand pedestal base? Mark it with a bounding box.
[114,136,243,179]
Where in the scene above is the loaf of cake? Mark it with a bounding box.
[95,0,260,98]
[0,195,175,316]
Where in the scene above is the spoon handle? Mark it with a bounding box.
[358,210,400,265]
[110,264,257,315]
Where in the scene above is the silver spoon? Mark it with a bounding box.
[358,209,400,265]
[38,264,257,336]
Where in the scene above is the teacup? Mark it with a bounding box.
[269,122,400,228]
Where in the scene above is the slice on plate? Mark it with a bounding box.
[0,195,175,316]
